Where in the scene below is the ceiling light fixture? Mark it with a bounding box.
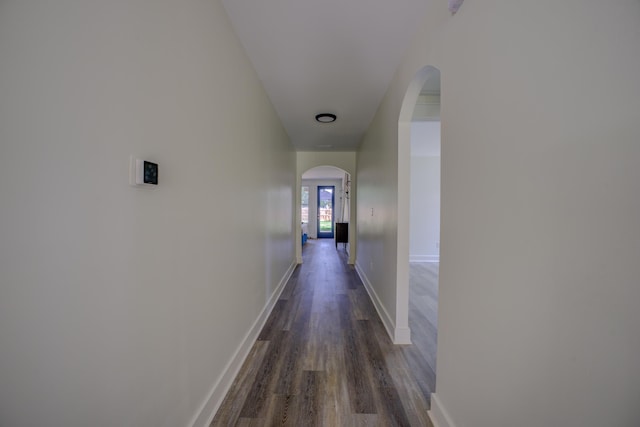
[315,113,337,123]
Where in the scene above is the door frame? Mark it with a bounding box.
[317,185,335,238]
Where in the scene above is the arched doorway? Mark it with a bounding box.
[295,152,356,265]
[397,66,441,398]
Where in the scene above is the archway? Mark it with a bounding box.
[295,152,356,265]
[396,66,441,397]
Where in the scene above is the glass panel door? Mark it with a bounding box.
[301,186,309,224]
[317,186,334,238]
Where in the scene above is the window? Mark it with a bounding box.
[301,186,309,224]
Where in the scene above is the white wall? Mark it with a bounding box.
[301,179,343,239]
[410,121,441,262]
[411,121,441,157]
[0,1,295,427]
[357,1,640,426]
[410,156,440,262]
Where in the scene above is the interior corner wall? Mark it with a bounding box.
[0,1,296,426]
[357,1,640,427]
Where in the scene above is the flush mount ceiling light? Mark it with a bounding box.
[315,113,337,123]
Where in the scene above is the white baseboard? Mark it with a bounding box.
[189,259,297,427]
[354,262,410,344]
[409,254,440,263]
[428,393,456,427]
[394,326,411,344]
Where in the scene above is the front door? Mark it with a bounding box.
[317,186,334,238]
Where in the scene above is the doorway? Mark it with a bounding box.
[317,186,334,238]
[298,164,353,264]
[397,65,441,400]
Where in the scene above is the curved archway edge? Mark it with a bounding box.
[395,65,441,344]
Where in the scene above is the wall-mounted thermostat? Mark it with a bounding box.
[130,156,158,187]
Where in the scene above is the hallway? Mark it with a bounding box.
[212,239,433,426]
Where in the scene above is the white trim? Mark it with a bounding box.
[355,262,411,345]
[396,119,412,347]
[394,326,411,344]
[189,260,297,427]
[409,254,440,263]
[355,261,394,340]
[428,393,456,427]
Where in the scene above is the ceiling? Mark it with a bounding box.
[221,0,431,152]
[302,166,347,180]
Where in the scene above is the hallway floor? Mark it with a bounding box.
[211,239,434,426]
[408,261,439,401]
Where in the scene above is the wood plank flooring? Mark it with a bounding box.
[211,239,435,426]
[407,262,439,400]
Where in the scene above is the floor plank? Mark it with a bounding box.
[407,261,439,398]
[211,239,435,426]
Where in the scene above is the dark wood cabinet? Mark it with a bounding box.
[335,222,348,248]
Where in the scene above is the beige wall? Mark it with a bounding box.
[0,1,295,426]
[357,1,640,426]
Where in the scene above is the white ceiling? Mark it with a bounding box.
[221,0,431,152]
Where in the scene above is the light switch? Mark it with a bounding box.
[130,156,158,187]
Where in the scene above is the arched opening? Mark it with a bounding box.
[298,165,352,263]
[397,66,441,400]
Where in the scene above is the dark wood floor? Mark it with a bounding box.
[408,262,439,402]
[211,239,434,426]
